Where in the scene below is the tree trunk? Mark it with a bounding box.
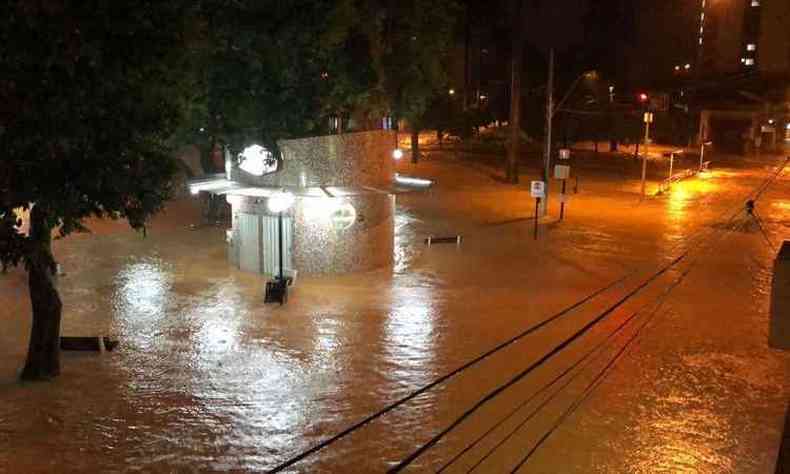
[506,0,524,184]
[411,129,420,164]
[21,204,62,381]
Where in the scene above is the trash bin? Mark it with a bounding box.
[770,241,790,350]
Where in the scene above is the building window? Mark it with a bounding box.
[746,44,756,51]
[751,0,760,6]
[743,58,755,66]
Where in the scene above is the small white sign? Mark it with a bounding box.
[530,181,546,198]
[558,149,571,160]
[554,165,570,180]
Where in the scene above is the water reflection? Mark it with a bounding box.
[662,178,720,253]
[393,211,420,274]
[384,282,437,387]
[112,259,172,351]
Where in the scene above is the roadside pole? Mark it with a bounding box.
[542,49,554,216]
[640,112,653,198]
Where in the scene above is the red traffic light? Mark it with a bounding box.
[638,93,649,102]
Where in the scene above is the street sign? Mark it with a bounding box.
[530,180,545,198]
[643,112,654,124]
[558,149,571,160]
[554,165,570,180]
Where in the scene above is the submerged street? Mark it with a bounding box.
[1,152,789,473]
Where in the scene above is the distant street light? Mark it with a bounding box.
[448,88,455,95]
[392,148,404,160]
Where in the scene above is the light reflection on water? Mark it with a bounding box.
[384,282,437,388]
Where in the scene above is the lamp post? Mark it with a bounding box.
[265,191,295,305]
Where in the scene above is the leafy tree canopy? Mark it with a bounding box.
[179,0,381,161]
[0,0,194,259]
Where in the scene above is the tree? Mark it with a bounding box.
[378,0,461,164]
[178,0,379,166]
[0,0,194,380]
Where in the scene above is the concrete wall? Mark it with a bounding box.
[231,130,396,188]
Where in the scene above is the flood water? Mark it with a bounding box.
[1,153,789,473]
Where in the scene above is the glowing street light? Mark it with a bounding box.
[448,88,455,95]
[392,148,404,160]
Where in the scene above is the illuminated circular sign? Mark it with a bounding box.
[329,203,357,231]
[238,144,277,176]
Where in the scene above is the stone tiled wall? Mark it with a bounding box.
[226,192,394,275]
[292,193,394,274]
[231,130,396,188]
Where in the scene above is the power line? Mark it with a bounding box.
[509,215,755,472]
[387,252,688,472]
[464,306,649,473]
[267,274,631,473]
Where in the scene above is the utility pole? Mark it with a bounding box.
[506,0,524,184]
[640,112,653,197]
[542,48,554,216]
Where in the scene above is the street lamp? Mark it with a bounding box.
[264,191,295,305]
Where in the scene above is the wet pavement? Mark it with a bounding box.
[1,152,789,473]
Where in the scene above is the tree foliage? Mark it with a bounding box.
[0,0,195,379]
[178,0,380,164]
[378,0,461,128]
[0,0,194,254]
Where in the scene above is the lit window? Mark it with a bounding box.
[743,58,755,66]
[751,0,760,6]
[746,44,756,51]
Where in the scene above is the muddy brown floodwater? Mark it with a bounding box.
[1,153,789,473]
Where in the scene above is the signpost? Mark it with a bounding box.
[556,148,571,221]
[530,180,545,240]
